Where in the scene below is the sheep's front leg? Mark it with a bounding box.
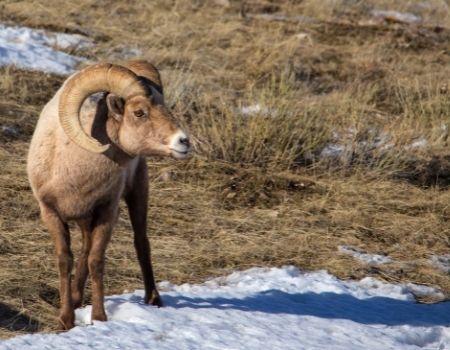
[88,203,116,322]
[40,203,74,330]
[71,218,93,309]
[125,160,161,306]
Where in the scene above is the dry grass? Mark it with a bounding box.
[1,0,450,339]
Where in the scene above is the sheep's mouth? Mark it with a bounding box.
[170,148,191,159]
[170,148,189,154]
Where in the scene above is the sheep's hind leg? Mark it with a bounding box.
[71,218,93,309]
[40,203,75,330]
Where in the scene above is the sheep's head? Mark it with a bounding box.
[105,90,189,159]
[58,62,190,159]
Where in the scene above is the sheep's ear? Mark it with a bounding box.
[149,85,164,105]
[106,94,125,121]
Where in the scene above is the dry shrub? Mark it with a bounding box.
[183,73,330,169]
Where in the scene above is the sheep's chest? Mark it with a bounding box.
[43,165,127,221]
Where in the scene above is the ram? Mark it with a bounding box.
[27,60,191,329]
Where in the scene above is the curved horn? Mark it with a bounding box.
[126,60,162,90]
[59,63,148,153]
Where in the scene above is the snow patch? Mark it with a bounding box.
[247,14,317,24]
[320,142,346,159]
[1,125,19,138]
[372,10,422,24]
[319,128,393,162]
[0,24,93,75]
[430,255,450,273]
[339,245,393,265]
[240,104,270,116]
[318,128,434,163]
[1,266,450,350]
[404,137,428,151]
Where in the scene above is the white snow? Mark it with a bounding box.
[240,104,270,116]
[1,266,450,350]
[247,14,318,24]
[405,137,428,151]
[0,24,92,75]
[319,128,393,162]
[371,10,421,24]
[339,245,393,265]
[320,142,346,159]
[430,255,450,273]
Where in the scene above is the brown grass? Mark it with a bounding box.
[1,0,450,339]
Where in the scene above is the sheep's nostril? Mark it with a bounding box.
[179,137,190,148]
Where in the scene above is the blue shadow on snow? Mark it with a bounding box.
[161,290,450,327]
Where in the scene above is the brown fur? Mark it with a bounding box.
[27,61,190,329]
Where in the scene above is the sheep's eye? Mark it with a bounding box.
[134,110,146,118]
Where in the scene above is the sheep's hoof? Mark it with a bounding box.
[91,311,107,322]
[145,289,163,307]
[58,312,75,330]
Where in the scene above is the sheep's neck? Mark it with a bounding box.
[90,98,136,166]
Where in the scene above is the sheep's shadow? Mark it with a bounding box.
[0,303,39,333]
[161,290,450,327]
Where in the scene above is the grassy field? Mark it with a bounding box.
[1,0,450,338]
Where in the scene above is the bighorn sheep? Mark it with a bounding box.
[27,60,191,329]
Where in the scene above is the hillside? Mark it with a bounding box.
[0,0,450,341]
